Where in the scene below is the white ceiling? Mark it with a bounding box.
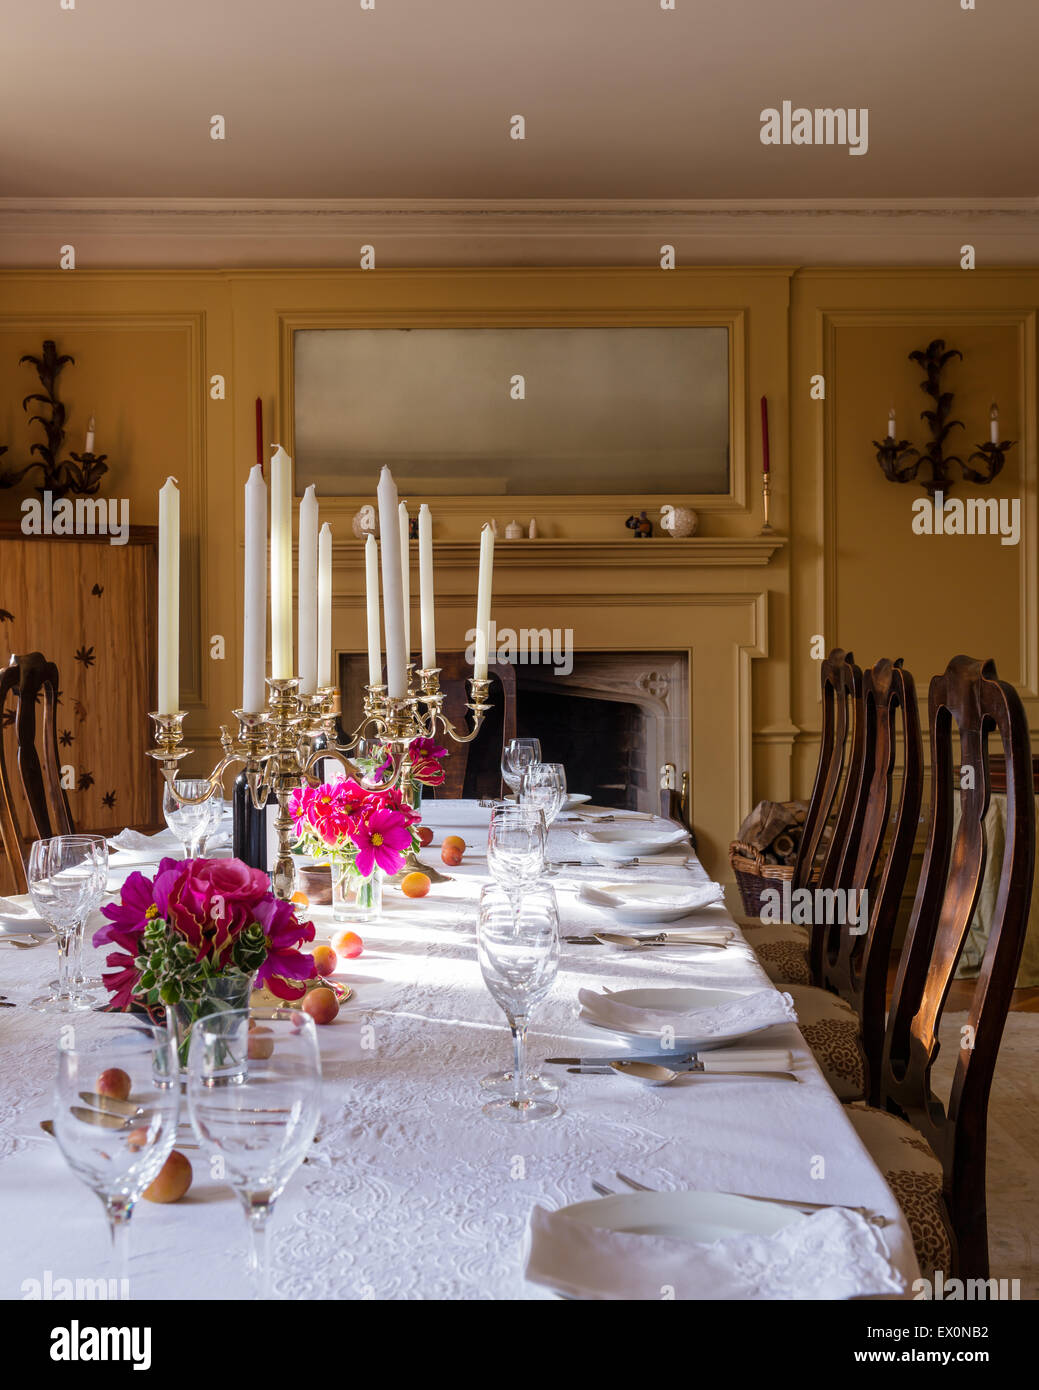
[3,0,1038,201]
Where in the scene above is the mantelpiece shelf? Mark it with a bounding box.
[330,536,786,569]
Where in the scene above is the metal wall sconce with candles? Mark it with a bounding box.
[0,340,107,498]
[872,339,1016,496]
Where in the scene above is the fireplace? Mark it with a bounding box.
[337,650,688,814]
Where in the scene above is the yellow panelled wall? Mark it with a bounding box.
[0,267,1034,877]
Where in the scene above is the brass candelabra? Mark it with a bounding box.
[148,667,492,898]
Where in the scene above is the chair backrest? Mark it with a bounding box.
[819,658,923,1100]
[795,649,866,979]
[0,651,75,893]
[879,655,1035,1279]
[431,653,517,799]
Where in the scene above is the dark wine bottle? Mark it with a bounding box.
[232,769,268,871]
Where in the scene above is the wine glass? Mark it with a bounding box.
[68,835,110,1001]
[163,778,219,858]
[28,835,106,1013]
[187,1007,321,1299]
[520,762,567,874]
[198,788,226,856]
[53,1012,180,1285]
[501,737,542,796]
[477,882,561,1123]
[487,805,547,897]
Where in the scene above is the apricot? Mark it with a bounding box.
[142,1150,193,1204]
[312,944,337,977]
[290,890,309,907]
[417,826,434,848]
[302,986,339,1025]
[96,1068,132,1102]
[401,871,431,899]
[331,929,363,960]
[247,1026,275,1060]
[126,1127,151,1151]
[441,835,466,867]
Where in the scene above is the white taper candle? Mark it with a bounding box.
[318,521,333,689]
[157,476,180,715]
[474,522,495,681]
[418,503,436,669]
[365,533,382,686]
[399,500,411,661]
[242,464,267,711]
[269,445,293,680]
[377,467,407,698]
[297,484,319,695]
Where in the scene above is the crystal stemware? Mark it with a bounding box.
[487,804,547,898]
[29,835,105,1013]
[53,1012,180,1286]
[477,881,561,1123]
[520,762,567,871]
[163,778,219,858]
[501,737,542,796]
[187,1007,321,1299]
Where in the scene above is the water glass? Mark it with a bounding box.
[501,737,542,795]
[477,882,560,1123]
[487,805,547,895]
[187,1007,321,1299]
[53,1012,180,1286]
[163,778,220,857]
[28,835,106,1013]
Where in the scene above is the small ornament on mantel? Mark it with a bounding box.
[625,510,653,539]
[528,517,538,538]
[505,519,523,539]
[488,519,500,538]
[659,504,698,538]
[352,503,377,539]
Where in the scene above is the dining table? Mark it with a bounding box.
[0,799,919,1300]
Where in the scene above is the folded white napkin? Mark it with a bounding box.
[109,826,231,855]
[578,881,724,913]
[0,896,50,933]
[578,987,797,1039]
[526,1201,905,1300]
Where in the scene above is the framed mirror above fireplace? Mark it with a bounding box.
[285,308,747,514]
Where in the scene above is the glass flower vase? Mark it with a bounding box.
[170,972,255,1071]
[332,864,384,923]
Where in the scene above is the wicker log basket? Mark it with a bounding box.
[728,798,807,918]
[729,841,796,918]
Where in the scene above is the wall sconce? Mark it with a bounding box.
[0,340,109,498]
[872,339,1015,496]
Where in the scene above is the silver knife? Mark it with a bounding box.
[568,1063,798,1081]
[545,1053,697,1067]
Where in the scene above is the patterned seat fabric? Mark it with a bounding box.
[787,983,866,1101]
[846,1103,954,1281]
[741,922,811,985]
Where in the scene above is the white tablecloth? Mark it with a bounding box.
[0,801,918,1300]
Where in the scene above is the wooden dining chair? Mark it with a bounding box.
[0,651,75,893]
[744,649,864,989]
[789,658,923,1104]
[819,657,924,1102]
[848,655,1035,1280]
[429,653,517,799]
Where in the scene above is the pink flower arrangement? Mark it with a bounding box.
[289,779,421,880]
[94,856,317,1008]
[375,736,449,788]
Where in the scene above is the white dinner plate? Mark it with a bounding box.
[582,985,778,1051]
[595,882,729,927]
[577,826,689,862]
[563,793,592,809]
[560,1189,804,1245]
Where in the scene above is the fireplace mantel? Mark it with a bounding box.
[330,535,787,570]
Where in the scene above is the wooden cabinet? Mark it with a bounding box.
[0,522,158,892]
